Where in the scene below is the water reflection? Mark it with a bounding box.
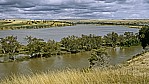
[108,46,143,64]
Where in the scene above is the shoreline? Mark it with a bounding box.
[1,19,149,30]
[0,20,75,31]
[1,51,149,84]
[126,51,149,67]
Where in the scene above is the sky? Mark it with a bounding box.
[0,0,149,19]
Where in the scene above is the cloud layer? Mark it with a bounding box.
[0,0,149,19]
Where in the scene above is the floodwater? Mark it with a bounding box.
[0,25,143,79]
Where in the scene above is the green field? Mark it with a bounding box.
[0,19,74,30]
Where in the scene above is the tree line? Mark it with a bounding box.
[0,31,141,61]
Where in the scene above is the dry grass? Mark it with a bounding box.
[1,52,149,84]
[0,19,73,30]
[0,66,149,84]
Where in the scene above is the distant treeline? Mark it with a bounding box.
[75,20,149,27]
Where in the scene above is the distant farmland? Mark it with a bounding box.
[0,19,74,30]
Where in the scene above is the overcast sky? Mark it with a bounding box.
[0,0,149,19]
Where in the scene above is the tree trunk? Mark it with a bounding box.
[2,49,6,54]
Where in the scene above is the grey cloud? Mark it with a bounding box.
[0,0,16,5]
[24,6,60,11]
[0,0,148,19]
[144,0,149,3]
[0,0,36,8]
[11,3,35,8]
[94,0,126,3]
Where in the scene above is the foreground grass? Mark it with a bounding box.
[1,52,149,84]
[0,67,149,84]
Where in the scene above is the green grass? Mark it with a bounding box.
[0,19,74,30]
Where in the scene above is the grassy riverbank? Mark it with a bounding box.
[1,19,149,30]
[1,52,149,84]
[0,19,74,30]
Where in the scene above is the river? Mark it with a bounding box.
[0,25,139,44]
[0,25,143,79]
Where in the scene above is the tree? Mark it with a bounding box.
[103,32,118,47]
[61,35,80,53]
[79,34,102,51]
[139,26,149,49]
[42,40,60,57]
[25,36,45,58]
[117,32,140,47]
[88,48,109,68]
[123,32,134,47]
[0,36,20,60]
[118,35,125,47]
[61,34,103,53]
[25,36,60,58]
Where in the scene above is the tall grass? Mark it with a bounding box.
[1,66,149,84]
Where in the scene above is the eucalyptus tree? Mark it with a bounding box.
[81,34,102,50]
[78,34,91,51]
[25,36,46,57]
[123,32,140,47]
[0,36,20,60]
[61,35,80,53]
[61,34,103,53]
[139,26,149,49]
[118,34,125,47]
[88,48,109,68]
[42,40,61,56]
[103,32,118,47]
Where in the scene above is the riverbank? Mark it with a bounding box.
[68,19,149,28]
[0,19,74,30]
[126,51,149,72]
[1,51,149,84]
[1,19,149,30]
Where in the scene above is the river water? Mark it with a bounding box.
[0,25,143,79]
[0,25,139,44]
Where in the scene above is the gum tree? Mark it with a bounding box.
[88,48,109,68]
[25,36,45,57]
[139,26,149,49]
[103,32,118,47]
[0,36,20,60]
